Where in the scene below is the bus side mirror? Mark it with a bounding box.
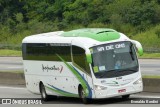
[131,40,143,56]
[86,54,92,63]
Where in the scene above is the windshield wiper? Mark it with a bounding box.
[96,68,137,78]
[98,69,117,78]
[117,69,137,72]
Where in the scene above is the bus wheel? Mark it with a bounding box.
[40,83,49,101]
[79,87,89,104]
[122,95,130,99]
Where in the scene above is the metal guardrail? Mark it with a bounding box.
[0,44,21,50]
[143,47,160,53]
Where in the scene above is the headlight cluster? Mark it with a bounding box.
[133,78,142,85]
[94,85,107,91]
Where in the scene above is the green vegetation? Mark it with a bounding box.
[0,0,160,54]
[132,25,160,53]
[0,49,21,56]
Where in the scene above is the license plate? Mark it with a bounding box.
[118,89,126,93]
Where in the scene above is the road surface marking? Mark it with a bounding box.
[7,67,23,69]
[0,86,26,90]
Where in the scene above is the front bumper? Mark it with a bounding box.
[94,83,143,99]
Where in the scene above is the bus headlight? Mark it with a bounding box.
[133,78,142,85]
[94,85,107,91]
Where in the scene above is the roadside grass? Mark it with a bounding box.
[139,53,160,58]
[0,70,23,73]
[142,75,160,79]
[0,49,22,56]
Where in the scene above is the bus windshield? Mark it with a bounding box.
[90,41,139,78]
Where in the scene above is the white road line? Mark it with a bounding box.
[7,67,23,69]
[0,86,26,90]
[132,95,160,98]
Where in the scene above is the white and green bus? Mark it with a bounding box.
[22,28,143,103]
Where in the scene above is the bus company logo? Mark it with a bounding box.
[42,64,63,73]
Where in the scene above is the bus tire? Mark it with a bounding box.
[79,87,89,104]
[122,95,130,99]
[40,83,49,101]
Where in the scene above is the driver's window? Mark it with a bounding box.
[72,45,91,75]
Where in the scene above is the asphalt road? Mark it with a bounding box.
[139,59,160,75]
[0,57,23,71]
[0,57,160,106]
[0,86,160,106]
[0,57,160,75]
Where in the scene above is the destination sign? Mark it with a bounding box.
[97,43,126,52]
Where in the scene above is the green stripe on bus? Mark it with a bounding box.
[46,86,78,97]
[56,54,90,97]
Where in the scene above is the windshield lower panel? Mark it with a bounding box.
[90,41,139,78]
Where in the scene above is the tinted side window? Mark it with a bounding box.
[22,43,71,61]
[72,46,90,75]
[55,46,71,61]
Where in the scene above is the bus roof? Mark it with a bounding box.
[61,28,120,42]
[22,28,130,48]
